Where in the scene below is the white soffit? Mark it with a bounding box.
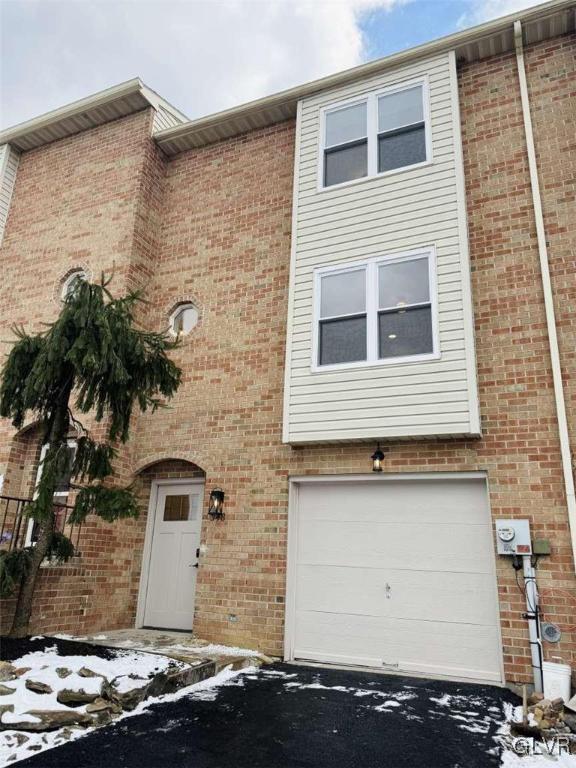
[0,79,188,152]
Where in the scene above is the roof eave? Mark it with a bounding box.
[0,78,189,152]
[155,0,575,156]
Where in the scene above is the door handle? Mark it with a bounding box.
[385,582,391,599]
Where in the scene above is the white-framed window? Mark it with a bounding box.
[319,78,431,189]
[61,269,87,300]
[169,303,199,336]
[25,440,77,547]
[313,248,438,371]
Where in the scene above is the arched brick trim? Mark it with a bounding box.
[52,263,93,305]
[133,452,208,477]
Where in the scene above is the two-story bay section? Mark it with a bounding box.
[284,50,479,443]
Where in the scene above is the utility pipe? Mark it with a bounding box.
[522,555,544,693]
[514,20,576,569]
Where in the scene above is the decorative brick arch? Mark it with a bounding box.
[132,451,208,477]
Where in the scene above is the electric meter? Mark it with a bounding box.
[495,519,532,555]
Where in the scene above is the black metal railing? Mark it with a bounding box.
[0,495,82,556]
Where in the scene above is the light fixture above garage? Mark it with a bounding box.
[208,488,225,520]
[371,444,386,473]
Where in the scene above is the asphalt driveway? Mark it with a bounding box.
[19,663,516,768]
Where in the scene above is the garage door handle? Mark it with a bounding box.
[385,583,391,599]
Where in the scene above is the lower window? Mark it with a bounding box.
[315,250,437,369]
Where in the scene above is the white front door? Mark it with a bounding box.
[143,482,204,630]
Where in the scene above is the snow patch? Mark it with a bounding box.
[430,693,451,707]
[0,664,254,765]
[163,642,263,658]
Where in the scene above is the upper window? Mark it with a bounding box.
[316,250,437,369]
[61,269,87,300]
[170,303,199,335]
[321,81,430,188]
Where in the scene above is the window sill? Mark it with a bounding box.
[311,350,441,374]
[316,158,434,194]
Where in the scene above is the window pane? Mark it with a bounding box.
[325,103,367,147]
[378,125,426,173]
[172,305,198,334]
[54,446,76,494]
[163,494,191,522]
[320,316,367,365]
[379,306,433,359]
[378,86,423,132]
[379,258,430,309]
[321,269,366,318]
[325,141,367,187]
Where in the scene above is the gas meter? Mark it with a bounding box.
[495,519,532,555]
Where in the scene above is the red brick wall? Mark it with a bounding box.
[0,35,574,687]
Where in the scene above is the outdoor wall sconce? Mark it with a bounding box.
[208,488,225,520]
[371,444,386,473]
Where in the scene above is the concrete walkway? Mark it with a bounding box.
[59,628,273,673]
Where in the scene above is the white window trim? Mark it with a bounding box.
[61,270,87,300]
[168,302,199,337]
[311,246,440,373]
[317,76,433,192]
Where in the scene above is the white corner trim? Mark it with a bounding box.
[282,99,303,444]
[514,21,576,570]
[448,50,482,437]
[0,144,20,245]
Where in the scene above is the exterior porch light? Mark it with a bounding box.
[208,488,225,520]
[371,444,385,473]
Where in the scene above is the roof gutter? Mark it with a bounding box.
[514,19,576,569]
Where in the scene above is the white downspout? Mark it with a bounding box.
[514,20,576,570]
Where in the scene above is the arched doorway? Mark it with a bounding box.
[135,459,206,631]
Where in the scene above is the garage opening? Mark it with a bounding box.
[285,475,503,684]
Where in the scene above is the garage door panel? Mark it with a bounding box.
[296,565,497,625]
[298,520,494,573]
[289,478,502,683]
[299,480,489,525]
[294,610,502,682]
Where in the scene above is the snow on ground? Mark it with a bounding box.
[501,751,576,766]
[162,643,264,657]
[0,645,184,720]
[496,702,576,766]
[0,664,254,765]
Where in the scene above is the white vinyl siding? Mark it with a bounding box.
[283,51,480,443]
[152,106,184,133]
[0,144,20,245]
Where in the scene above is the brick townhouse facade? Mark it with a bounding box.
[0,1,574,689]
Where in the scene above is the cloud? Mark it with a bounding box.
[1,0,402,129]
[457,0,545,29]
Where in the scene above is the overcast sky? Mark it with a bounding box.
[1,0,543,130]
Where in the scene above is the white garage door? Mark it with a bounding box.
[288,477,502,683]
